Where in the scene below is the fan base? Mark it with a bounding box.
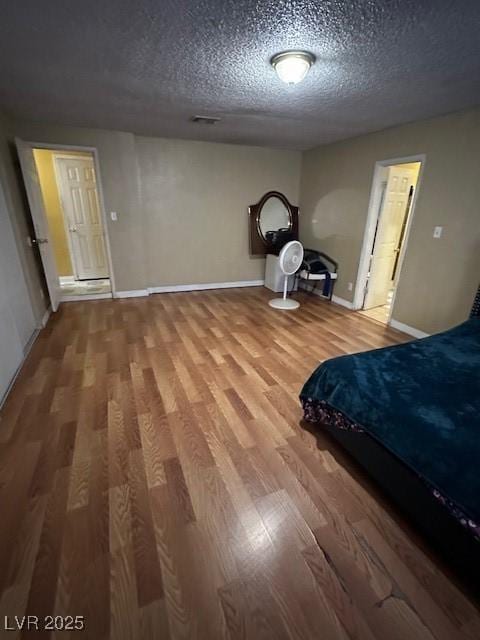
[269,298,300,310]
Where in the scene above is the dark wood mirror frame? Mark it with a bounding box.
[248,191,299,256]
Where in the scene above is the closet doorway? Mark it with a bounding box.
[355,156,424,325]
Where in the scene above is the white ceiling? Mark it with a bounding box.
[1,1,479,150]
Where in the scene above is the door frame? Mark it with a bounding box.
[21,141,116,301]
[53,152,109,281]
[353,154,426,323]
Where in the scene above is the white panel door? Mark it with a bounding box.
[56,157,108,280]
[364,167,416,310]
[16,139,62,311]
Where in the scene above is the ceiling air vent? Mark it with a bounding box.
[191,115,221,125]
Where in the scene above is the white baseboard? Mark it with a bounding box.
[114,289,149,299]
[23,328,39,357]
[389,318,429,339]
[40,306,51,328]
[114,280,264,299]
[61,293,113,302]
[1,327,40,410]
[331,294,355,310]
[148,280,264,295]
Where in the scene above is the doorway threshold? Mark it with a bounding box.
[60,278,111,296]
[358,305,390,324]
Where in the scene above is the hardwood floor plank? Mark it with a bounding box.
[150,485,192,639]
[2,494,47,602]
[129,449,164,607]
[354,518,468,640]
[25,466,71,619]
[218,579,248,640]
[163,457,196,525]
[302,543,378,640]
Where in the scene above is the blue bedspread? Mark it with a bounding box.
[300,318,480,523]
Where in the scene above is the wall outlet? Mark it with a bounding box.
[347,282,353,291]
[433,226,443,238]
[110,211,118,221]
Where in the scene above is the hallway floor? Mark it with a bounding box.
[60,278,111,296]
[359,304,390,324]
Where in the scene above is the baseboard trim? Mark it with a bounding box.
[114,289,149,299]
[148,280,264,295]
[114,280,264,299]
[61,293,113,302]
[331,294,355,310]
[1,327,40,410]
[389,319,429,339]
[40,306,51,328]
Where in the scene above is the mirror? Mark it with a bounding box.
[258,196,291,240]
[248,191,299,256]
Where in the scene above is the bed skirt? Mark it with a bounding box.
[301,397,480,542]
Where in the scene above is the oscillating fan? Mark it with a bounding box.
[269,240,304,309]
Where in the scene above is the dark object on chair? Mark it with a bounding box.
[265,228,296,255]
[300,249,338,299]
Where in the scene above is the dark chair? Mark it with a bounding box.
[297,249,338,300]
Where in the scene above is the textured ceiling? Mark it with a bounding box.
[1,1,479,150]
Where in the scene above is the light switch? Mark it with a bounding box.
[110,211,118,221]
[433,226,443,238]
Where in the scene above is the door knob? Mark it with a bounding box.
[32,237,48,245]
[69,227,77,233]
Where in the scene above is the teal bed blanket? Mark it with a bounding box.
[300,318,480,524]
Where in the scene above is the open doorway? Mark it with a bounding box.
[16,139,114,309]
[355,157,424,325]
[33,149,111,300]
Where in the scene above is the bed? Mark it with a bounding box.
[300,289,480,594]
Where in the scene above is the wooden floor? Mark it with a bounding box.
[0,287,478,639]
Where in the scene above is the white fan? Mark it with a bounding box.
[269,240,304,310]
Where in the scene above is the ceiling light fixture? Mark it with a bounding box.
[270,50,315,85]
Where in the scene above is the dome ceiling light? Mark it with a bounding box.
[270,50,315,85]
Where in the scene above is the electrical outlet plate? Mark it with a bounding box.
[433,226,443,238]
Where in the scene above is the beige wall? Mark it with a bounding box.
[0,113,48,324]
[8,110,479,335]
[136,136,301,287]
[300,108,480,334]
[12,121,146,291]
[12,120,301,292]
